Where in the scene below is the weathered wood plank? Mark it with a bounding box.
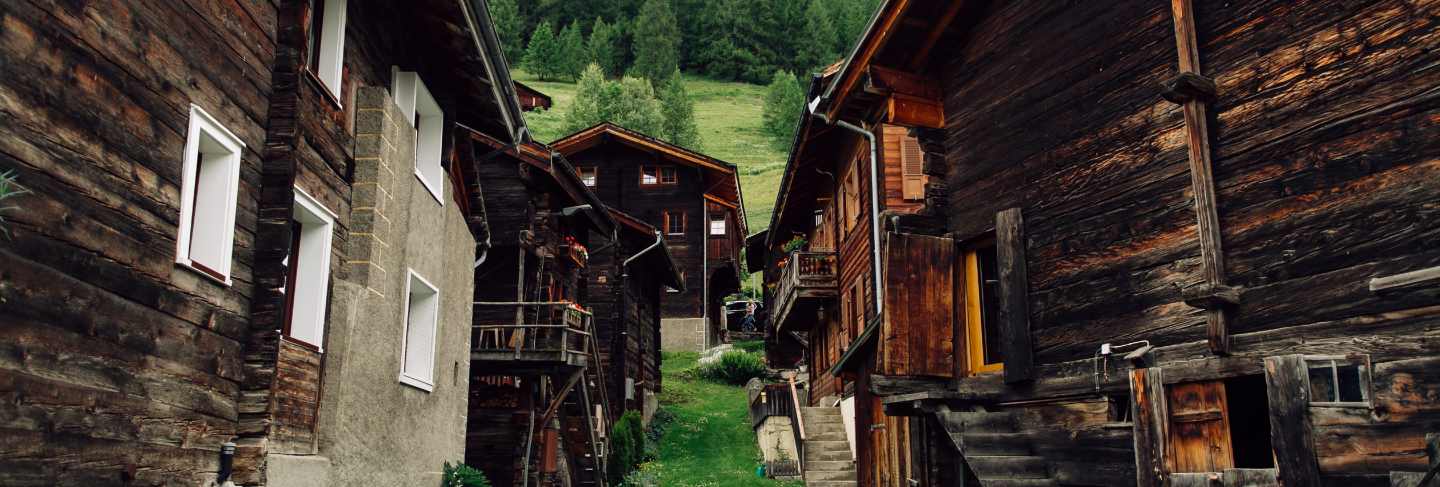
[996,208,1034,383]
[1264,355,1323,486]
[1131,367,1169,487]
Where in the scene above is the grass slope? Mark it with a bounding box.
[641,350,800,487]
[513,71,787,233]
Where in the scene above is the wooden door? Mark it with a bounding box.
[879,233,955,377]
[1165,380,1234,473]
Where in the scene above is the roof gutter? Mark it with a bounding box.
[461,0,529,144]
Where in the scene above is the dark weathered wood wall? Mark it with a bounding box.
[0,1,277,484]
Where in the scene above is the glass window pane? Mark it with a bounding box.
[1308,364,1336,402]
[977,245,1004,365]
[1336,364,1365,402]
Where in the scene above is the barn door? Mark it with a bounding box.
[880,233,955,377]
[1165,380,1234,473]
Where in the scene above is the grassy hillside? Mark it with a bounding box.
[513,71,787,234]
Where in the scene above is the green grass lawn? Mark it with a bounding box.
[512,71,787,233]
[637,350,801,487]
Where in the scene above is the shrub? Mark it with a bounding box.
[608,411,646,485]
[0,170,27,239]
[441,462,491,487]
[696,350,769,386]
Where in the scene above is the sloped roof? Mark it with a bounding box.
[609,208,686,291]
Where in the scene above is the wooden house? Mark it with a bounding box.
[515,81,555,112]
[0,0,522,486]
[586,208,687,424]
[762,1,1440,486]
[552,123,748,352]
[463,132,620,487]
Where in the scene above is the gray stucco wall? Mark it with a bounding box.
[660,317,709,352]
[285,87,474,486]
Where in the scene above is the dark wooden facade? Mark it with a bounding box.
[515,81,554,112]
[554,123,747,346]
[0,1,519,485]
[763,0,1440,486]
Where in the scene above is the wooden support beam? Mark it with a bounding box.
[908,0,968,71]
[1181,283,1240,310]
[1264,355,1323,486]
[996,208,1035,383]
[1370,266,1440,293]
[1130,368,1169,487]
[887,93,945,129]
[1168,0,1233,355]
[869,65,943,100]
[1160,72,1217,104]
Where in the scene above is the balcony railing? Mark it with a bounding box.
[472,302,592,371]
[771,251,838,331]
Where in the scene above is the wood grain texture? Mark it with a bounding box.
[996,208,1034,383]
[1264,355,1323,486]
[1132,368,1170,487]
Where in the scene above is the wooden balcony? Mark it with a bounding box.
[771,251,838,332]
[472,303,592,375]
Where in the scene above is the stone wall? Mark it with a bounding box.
[660,317,709,352]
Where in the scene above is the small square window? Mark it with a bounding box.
[394,70,445,205]
[1306,357,1369,405]
[579,167,597,187]
[400,269,441,391]
[659,167,677,184]
[641,166,659,185]
[306,0,347,99]
[709,214,726,236]
[664,211,686,235]
[176,104,245,285]
[282,188,338,351]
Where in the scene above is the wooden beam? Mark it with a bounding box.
[1263,355,1323,486]
[1168,0,1233,355]
[1370,265,1440,292]
[826,0,914,120]
[908,0,967,71]
[996,208,1035,383]
[1129,368,1169,487]
[887,93,945,129]
[868,65,942,100]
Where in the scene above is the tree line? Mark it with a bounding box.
[491,0,881,84]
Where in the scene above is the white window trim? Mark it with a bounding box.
[399,269,441,392]
[175,104,245,286]
[710,214,726,236]
[286,186,338,351]
[393,69,445,205]
[312,0,347,100]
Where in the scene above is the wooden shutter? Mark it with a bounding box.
[995,208,1034,383]
[900,135,924,200]
[879,233,955,377]
[1165,380,1233,473]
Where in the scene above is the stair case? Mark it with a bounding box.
[801,406,856,487]
[937,410,1059,487]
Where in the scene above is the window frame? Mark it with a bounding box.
[964,241,1004,375]
[399,269,441,392]
[663,210,686,236]
[640,165,678,186]
[175,104,245,286]
[393,70,446,205]
[1303,355,1372,407]
[306,0,347,101]
[578,166,597,187]
[709,212,726,236]
[282,187,338,351]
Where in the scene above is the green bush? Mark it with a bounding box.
[695,350,769,386]
[0,170,26,239]
[441,462,491,487]
[608,410,646,485]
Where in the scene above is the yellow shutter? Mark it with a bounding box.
[901,135,925,200]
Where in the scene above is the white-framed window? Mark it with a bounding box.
[579,167,597,187]
[282,187,337,350]
[393,70,445,204]
[1305,355,1370,406]
[176,104,245,285]
[400,269,440,391]
[307,0,347,99]
[709,213,726,236]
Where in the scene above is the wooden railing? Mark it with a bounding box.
[772,251,838,330]
[788,376,807,473]
[472,303,592,361]
[746,377,808,478]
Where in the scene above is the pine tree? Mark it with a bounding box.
[761,70,805,150]
[488,0,525,64]
[558,21,588,81]
[524,21,563,81]
[797,0,839,74]
[611,77,665,136]
[588,18,622,77]
[657,70,701,149]
[630,0,681,84]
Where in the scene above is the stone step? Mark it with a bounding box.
[805,447,853,462]
[968,455,1050,479]
[807,431,848,441]
[805,467,857,482]
[957,432,1033,456]
[803,460,854,472]
[803,481,857,487]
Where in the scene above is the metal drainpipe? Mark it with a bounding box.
[830,119,886,321]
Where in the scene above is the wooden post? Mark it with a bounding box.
[1130,367,1169,487]
[995,208,1034,383]
[1264,355,1323,486]
[1167,0,1234,355]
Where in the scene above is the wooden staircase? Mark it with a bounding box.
[801,407,856,487]
[937,410,1058,487]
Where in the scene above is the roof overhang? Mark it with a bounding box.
[610,209,686,291]
[465,128,618,236]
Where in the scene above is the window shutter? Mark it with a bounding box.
[900,135,924,200]
[995,208,1034,383]
[880,233,955,377]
